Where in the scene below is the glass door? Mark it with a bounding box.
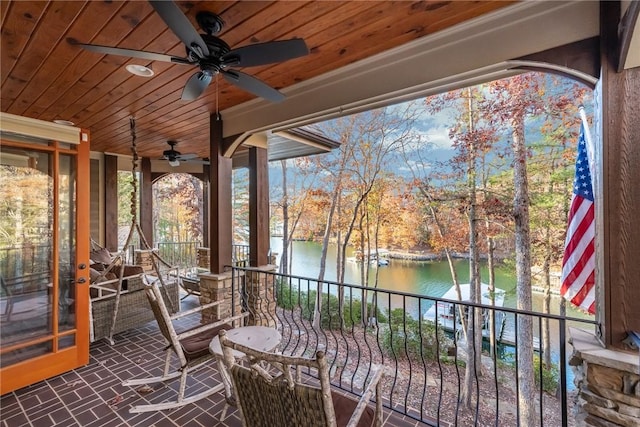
[0,132,89,394]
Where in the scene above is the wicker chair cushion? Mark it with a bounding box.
[332,392,375,427]
[180,323,232,361]
[90,247,113,265]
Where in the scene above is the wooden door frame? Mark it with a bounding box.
[0,133,90,394]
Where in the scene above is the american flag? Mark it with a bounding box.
[560,123,596,314]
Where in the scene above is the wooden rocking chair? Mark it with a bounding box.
[219,329,385,427]
[123,280,247,413]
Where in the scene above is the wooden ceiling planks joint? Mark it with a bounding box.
[1,0,513,160]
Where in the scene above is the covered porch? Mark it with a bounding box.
[2,1,640,426]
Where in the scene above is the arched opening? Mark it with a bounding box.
[152,172,204,268]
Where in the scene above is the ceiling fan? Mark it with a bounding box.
[160,141,209,167]
[70,0,308,102]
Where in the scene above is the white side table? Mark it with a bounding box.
[209,325,281,357]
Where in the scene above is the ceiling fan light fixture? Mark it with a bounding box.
[126,64,154,77]
[168,159,180,167]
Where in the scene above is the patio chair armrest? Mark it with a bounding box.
[177,312,248,340]
[346,364,384,427]
[169,300,222,320]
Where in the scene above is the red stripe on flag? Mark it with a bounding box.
[569,269,595,310]
[562,198,594,262]
[560,242,595,295]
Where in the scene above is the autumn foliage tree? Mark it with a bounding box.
[153,173,204,244]
[480,72,588,424]
[271,156,322,275]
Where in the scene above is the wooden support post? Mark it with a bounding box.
[140,157,153,248]
[104,154,118,251]
[203,164,210,248]
[600,1,640,348]
[249,146,269,267]
[209,114,233,274]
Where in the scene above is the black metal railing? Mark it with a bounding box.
[0,244,52,294]
[231,266,596,427]
[157,241,201,268]
[148,242,249,269]
[232,243,250,266]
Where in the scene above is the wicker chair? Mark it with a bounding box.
[219,329,384,427]
[122,281,247,413]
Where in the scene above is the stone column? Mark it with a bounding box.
[197,247,210,270]
[198,271,242,324]
[569,328,640,427]
[135,249,157,272]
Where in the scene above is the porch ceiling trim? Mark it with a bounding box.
[0,112,81,144]
[230,126,340,167]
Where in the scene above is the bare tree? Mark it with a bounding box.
[313,105,419,326]
[462,88,484,408]
[279,160,290,275]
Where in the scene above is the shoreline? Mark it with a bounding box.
[386,250,563,296]
[281,242,565,297]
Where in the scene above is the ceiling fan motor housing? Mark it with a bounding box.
[196,11,225,35]
[163,141,180,159]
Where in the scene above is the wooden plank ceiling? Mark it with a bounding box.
[1,1,512,160]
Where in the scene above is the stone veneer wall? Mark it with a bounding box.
[569,328,640,427]
[198,271,242,324]
[245,265,278,328]
[197,247,209,270]
[135,249,158,272]
[197,265,278,327]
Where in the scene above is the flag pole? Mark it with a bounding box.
[578,105,600,319]
[578,105,595,178]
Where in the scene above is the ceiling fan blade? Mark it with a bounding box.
[222,70,285,103]
[149,0,209,57]
[181,72,212,100]
[178,153,199,160]
[72,42,192,64]
[184,159,210,165]
[221,39,309,68]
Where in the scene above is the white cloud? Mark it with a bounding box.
[413,126,453,149]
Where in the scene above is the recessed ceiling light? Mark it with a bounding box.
[53,119,75,126]
[126,64,154,77]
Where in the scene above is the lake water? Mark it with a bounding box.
[272,239,590,316]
